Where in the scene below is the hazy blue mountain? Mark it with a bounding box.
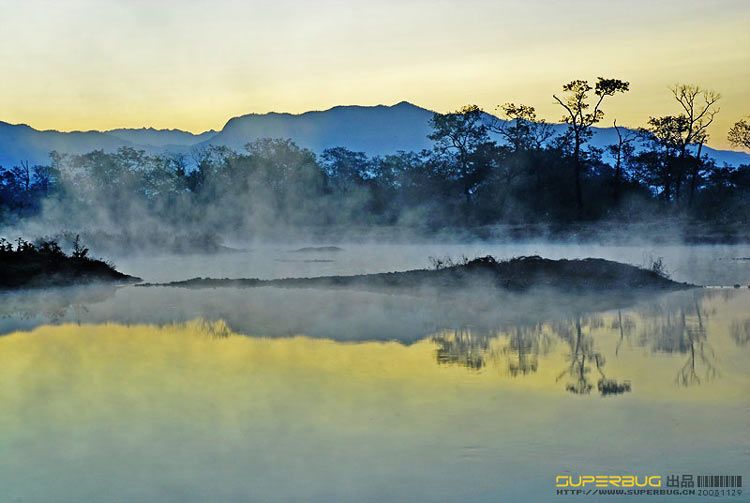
[0,122,216,167]
[204,101,435,154]
[0,121,134,167]
[1,102,748,168]
[576,125,750,167]
[106,127,217,147]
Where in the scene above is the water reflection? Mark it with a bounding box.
[0,285,117,330]
[504,324,550,377]
[554,316,626,396]
[427,289,747,395]
[0,285,748,398]
[433,328,490,370]
[2,315,747,502]
[731,319,750,346]
[431,316,634,396]
[637,292,718,386]
[612,310,635,356]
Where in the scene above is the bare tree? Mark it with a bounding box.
[670,84,720,158]
[639,85,720,205]
[671,85,720,206]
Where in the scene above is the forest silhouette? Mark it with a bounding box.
[2,79,749,245]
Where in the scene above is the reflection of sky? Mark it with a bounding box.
[2,288,748,399]
[1,0,748,149]
[0,290,748,501]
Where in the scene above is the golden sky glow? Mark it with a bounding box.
[0,0,748,149]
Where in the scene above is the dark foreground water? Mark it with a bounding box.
[0,245,748,502]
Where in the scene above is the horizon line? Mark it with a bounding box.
[1,102,747,155]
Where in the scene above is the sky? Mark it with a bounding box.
[0,0,748,149]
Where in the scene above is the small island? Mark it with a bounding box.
[141,255,692,292]
[0,236,140,289]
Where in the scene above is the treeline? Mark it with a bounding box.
[1,79,749,237]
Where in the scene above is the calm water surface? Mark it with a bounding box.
[0,244,748,502]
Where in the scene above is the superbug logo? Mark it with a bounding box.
[555,475,662,488]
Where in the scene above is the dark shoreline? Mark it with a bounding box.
[0,262,141,290]
[1,238,140,290]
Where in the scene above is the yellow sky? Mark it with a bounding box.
[0,0,748,149]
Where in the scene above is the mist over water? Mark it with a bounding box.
[109,242,750,286]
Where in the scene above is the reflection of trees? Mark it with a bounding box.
[676,334,717,386]
[198,319,232,339]
[676,307,717,387]
[428,289,743,395]
[433,328,490,370]
[613,310,635,356]
[637,292,718,386]
[503,324,551,376]
[431,316,631,396]
[731,319,750,347]
[0,285,116,331]
[554,316,631,396]
[432,323,552,374]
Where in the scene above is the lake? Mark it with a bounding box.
[0,243,748,501]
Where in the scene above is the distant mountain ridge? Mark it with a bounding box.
[106,127,217,147]
[206,101,435,155]
[1,102,748,168]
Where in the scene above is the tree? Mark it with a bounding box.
[728,118,750,150]
[553,78,630,214]
[71,234,89,259]
[244,138,324,223]
[13,161,31,192]
[607,119,637,206]
[320,147,371,188]
[492,103,553,152]
[245,138,319,193]
[641,84,720,205]
[635,116,688,201]
[32,164,56,196]
[608,119,636,204]
[672,85,720,206]
[142,154,187,200]
[670,84,720,158]
[428,105,490,208]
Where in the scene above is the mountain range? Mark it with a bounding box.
[1,102,748,168]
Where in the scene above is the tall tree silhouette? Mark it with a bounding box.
[608,119,636,205]
[429,105,490,211]
[553,78,630,215]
